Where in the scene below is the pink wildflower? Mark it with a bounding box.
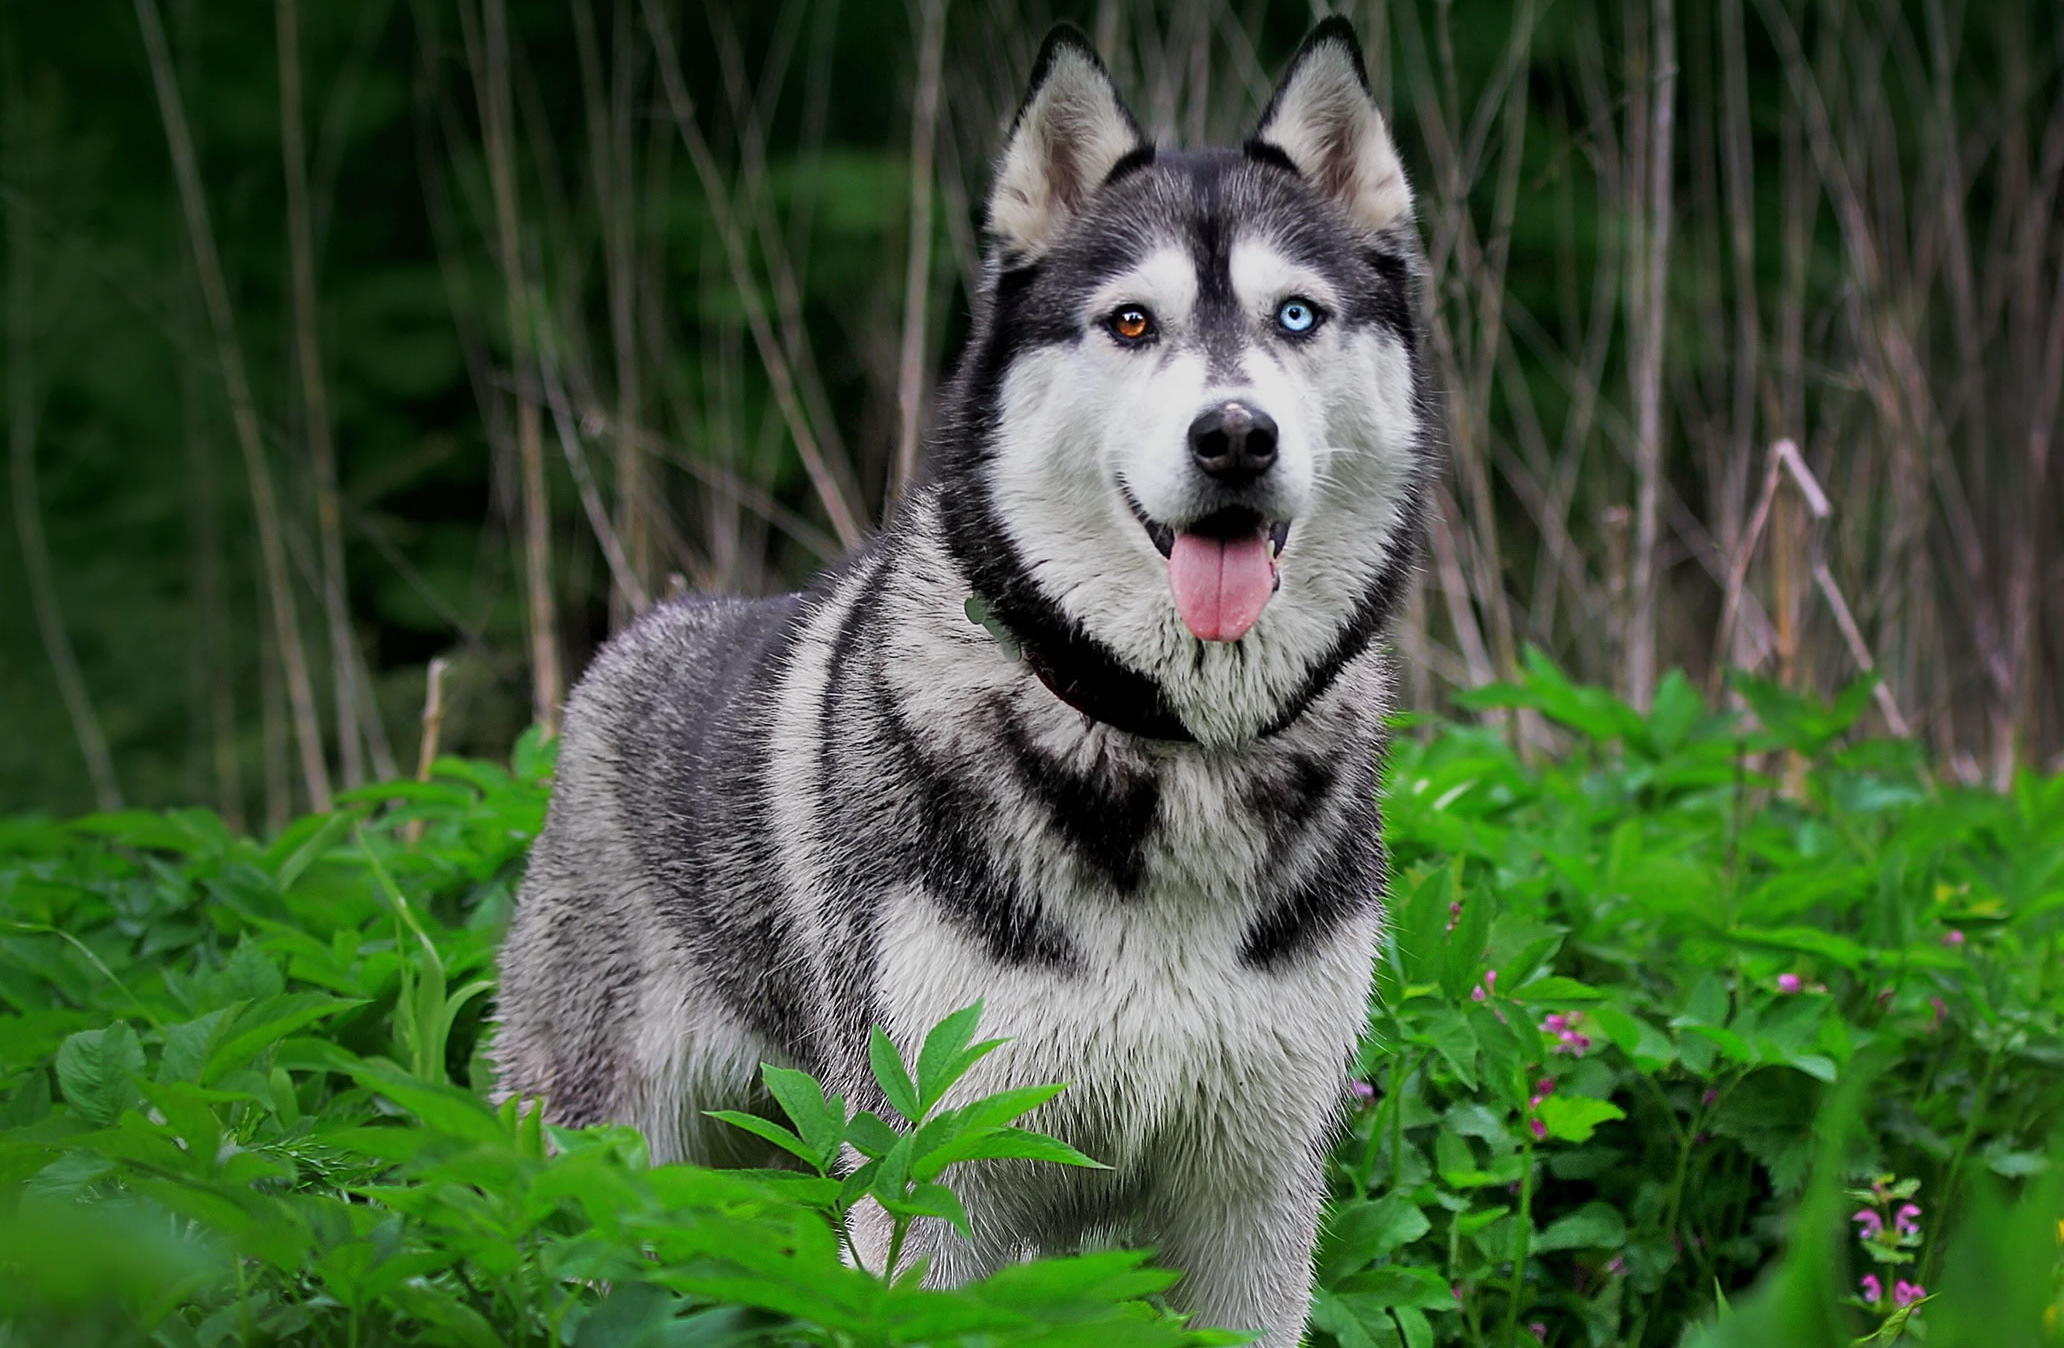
[1542,1013,1568,1034]
[1853,1209,1884,1240]
[1536,1077,1555,1096]
[1529,1115,1546,1140]
[1894,1203,1921,1237]
[1859,1273,1882,1304]
[1348,1079,1376,1104]
[1776,972,1803,994]
[1941,928,1965,947]
[1700,1088,1718,1108]
[1527,1323,1546,1342]
[1893,1280,1925,1308]
[1472,970,1497,1001]
[1604,1255,1625,1276]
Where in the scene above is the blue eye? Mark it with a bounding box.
[1276,298,1321,335]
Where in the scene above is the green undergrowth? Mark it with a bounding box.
[2,658,2062,1346]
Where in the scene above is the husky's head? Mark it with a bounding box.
[935,20,1434,746]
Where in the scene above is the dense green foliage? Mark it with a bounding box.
[3,664,2062,1345]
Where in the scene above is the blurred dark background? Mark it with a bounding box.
[2,0,2059,826]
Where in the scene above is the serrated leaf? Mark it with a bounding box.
[704,1110,819,1168]
[868,1026,920,1123]
[1534,1200,1628,1251]
[846,1110,902,1158]
[913,1002,984,1110]
[759,1064,842,1170]
[943,1126,1109,1169]
[56,1024,144,1126]
[1535,1095,1626,1144]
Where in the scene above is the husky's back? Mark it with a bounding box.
[494,20,1436,1347]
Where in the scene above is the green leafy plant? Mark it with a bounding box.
[3,661,2062,1345]
[710,1001,1107,1285]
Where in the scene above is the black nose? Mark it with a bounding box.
[1188,401,1279,486]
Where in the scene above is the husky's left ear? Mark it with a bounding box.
[1251,19,1413,233]
[989,27,1151,259]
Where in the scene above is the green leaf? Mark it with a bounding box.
[55,1024,144,1126]
[845,1110,902,1158]
[913,1001,985,1112]
[1535,1095,1626,1144]
[1507,975,1608,1003]
[1420,1008,1479,1089]
[868,1026,921,1123]
[944,1126,1109,1169]
[1336,1265,1458,1310]
[1320,1195,1431,1280]
[759,1063,844,1170]
[704,1110,820,1169]
[903,1180,972,1237]
[1533,1200,1628,1252]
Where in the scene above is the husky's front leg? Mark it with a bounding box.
[1146,1147,1327,1348]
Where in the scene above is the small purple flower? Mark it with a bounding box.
[1776,972,1803,994]
[1700,1088,1718,1108]
[1348,1079,1376,1104]
[1526,1323,1546,1342]
[1536,1076,1555,1095]
[1853,1208,1884,1240]
[1894,1203,1921,1237]
[1604,1255,1625,1276]
[1859,1273,1882,1305]
[1542,1013,1568,1034]
[1941,928,1965,947]
[1529,1115,1546,1140]
[1893,1280,1925,1308]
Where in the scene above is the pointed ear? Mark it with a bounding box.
[988,27,1151,259]
[1251,19,1413,233]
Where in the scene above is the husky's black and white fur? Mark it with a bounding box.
[495,20,1433,1344]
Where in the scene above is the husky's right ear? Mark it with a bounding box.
[988,27,1150,260]
[1250,19,1413,234]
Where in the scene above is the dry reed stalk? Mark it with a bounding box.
[7,114,123,810]
[277,0,363,788]
[572,0,652,628]
[135,0,332,812]
[1624,0,1676,710]
[460,0,564,737]
[535,343,651,612]
[403,656,450,847]
[703,5,862,513]
[643,0,864,549]
[891,0,948,497]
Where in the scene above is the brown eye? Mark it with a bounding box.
[1109,306,1155,344]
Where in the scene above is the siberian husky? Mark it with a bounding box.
[495,19,1435,1344]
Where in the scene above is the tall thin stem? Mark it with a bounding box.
[278,0,363,786]
[7,115,122,810]
[135,0,332,812]
[1626,0,1677,709]
[891,0,947,499]
[466,0,564,735]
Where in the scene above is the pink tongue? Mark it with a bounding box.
[1167,530,1275,642]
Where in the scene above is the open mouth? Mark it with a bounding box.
[1122,488,1292,643]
